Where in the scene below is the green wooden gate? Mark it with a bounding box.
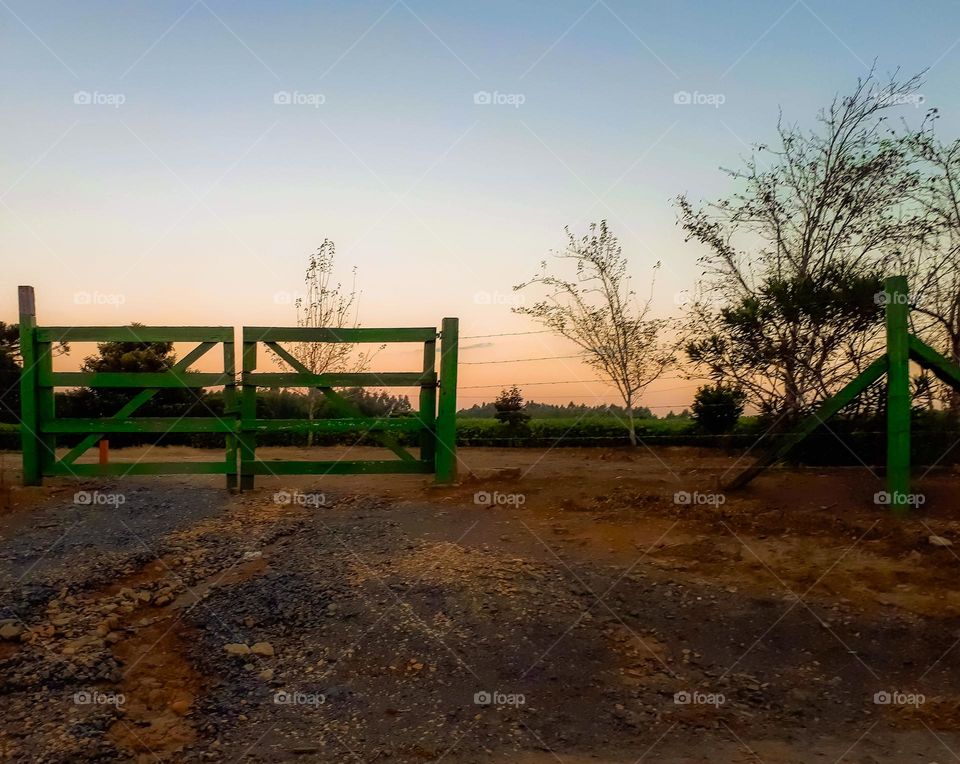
[725,276,960,512]
[17,286,459,489]
[236,320,458,488]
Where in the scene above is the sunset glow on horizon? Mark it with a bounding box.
[6,1,960,412]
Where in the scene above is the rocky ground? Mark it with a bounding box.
[0,447,959,762]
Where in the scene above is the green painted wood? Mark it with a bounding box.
[419,339,437,465]
[246,417,423,434]
[43,371,232,388]
[238,339,257,490]
[36,341,57,475]
[243,371,435,388]
[43,417,238,434]
[724,355,888,490]
[37,326,233,342]
[435,317,459,483]
[885,275,912,514]
[18,287,40,485]
[59,341,216,465]
[244,327,436,343]
[47,461,230,476]
[247,459,432,475]
[264,341,418,465]
[909,335,960,391]
[20,303,454,488]
[223,338,238,491]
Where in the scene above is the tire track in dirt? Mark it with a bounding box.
[0,487,309,761]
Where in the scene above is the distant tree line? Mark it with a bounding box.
[458,398,653,420]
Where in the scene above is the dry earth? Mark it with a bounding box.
[0,445,958,762]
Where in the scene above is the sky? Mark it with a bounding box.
[3,0,960,412]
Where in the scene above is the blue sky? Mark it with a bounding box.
[3,0,959,407]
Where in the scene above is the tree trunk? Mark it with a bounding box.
[626,400,637,447]
[307,391,316,448]
[950,333,960,423]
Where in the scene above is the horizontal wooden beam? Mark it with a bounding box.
[243,371,435,388]
[244,327,436,343]
[41,371,233,388]
[43,417,235,434]
[37,326,233,342]
[246,417,424,434]
[42,416,425,435]
[247,459,432,475]
[47,461,230,476]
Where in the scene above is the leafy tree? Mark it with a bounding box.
[677,70,925,422]
[331,388,412,417]
[64,328,198,423]
[493,386,531,430]
[81,337,174,374]
[692,383,746,434]
[514,221,673,445]
[0,323,68,425]
[685,268,886,420]
[0,323,22,424]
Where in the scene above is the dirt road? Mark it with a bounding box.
[0,446,958,762]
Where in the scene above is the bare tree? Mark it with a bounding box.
[513,221,673,446]
[900,118,960,416]
[676,69,926,421]
[276,239,378,445]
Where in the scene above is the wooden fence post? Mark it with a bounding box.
[18,286,41,486]
[238,338,257,490]
[885,275,911,513]
[223,333,239,491]
[435,318,459,484]
[419,337,437,467]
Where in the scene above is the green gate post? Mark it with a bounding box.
[885,275,911,513]
[419,337,437,468]
[18,286,41,486]
[223,335,239,491]
[434,318,459,484]
[239,338,257,490]
[36,334,55,479]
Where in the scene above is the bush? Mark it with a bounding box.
[692,384,746,434]
[493,386,531,432]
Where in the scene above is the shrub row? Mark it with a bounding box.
[1,415,957,467]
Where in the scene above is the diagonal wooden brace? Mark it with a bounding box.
[723,355,888,490]
[265,342,417,463]
[909,335,960,392]
[59,341,217,465]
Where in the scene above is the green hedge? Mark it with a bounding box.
[2,415,958,468]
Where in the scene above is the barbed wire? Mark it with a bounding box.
[460,354,582,365]
[459,379,604,389]
[459,381,696,393]
[460,330,552,340]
